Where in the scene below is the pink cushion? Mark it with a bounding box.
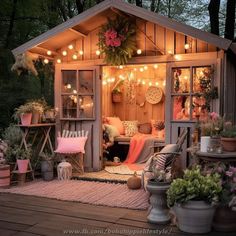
[55,137,87,154]
[107,117,124,135]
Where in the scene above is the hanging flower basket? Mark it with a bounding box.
[98,16,136,65]
[112,92,122,103]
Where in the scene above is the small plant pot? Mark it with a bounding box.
[31,111,41,124]
[173,200,216,234]
[220,137,236,152]
[112,93,122,103]
[17,159,29,173]
[200,136,210,152]
[20,113,32,126]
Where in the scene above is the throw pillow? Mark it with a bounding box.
[104,124,120,142]
[107,117,124,135]
[55,137,87,154]
[122,120,138,137]
[138,123,152,134]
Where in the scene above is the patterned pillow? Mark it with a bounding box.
[138,123,152,134]
[122,120,138,137]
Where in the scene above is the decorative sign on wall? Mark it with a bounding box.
[145,86,164,104]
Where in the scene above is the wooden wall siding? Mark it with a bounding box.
[58,20,217,64]
[102,65,166,123]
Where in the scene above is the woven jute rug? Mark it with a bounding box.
[0,179,149,210]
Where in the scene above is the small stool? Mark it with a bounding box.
[57,162,72,180]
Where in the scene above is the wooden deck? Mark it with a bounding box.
[0,193,234,236]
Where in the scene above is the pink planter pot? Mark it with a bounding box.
[20,113,32,126]
[17,159,29,173]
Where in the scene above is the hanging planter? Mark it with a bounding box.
[112,91,122,103]
[98,16,136,65]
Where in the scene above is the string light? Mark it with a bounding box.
[96,50,101,56]
[68,44,74,50]
[62,50,67,56]
[184,76,188,80]
[79,50,83,55]
[154,64,158,69]
[155,82,159,86]
[119,65,123,69]
[47,50,52,56]
[184,43,190,50]
[57,58,62,64]
[73,90,77,94]
[72,54,78,60]
[137,79,141,83]
[163,81,166,86]
[137,49,142,55]
[43,58,49,64]
[139,68,144,72]
[111,77,115,82]
[144,65,148,70]
[174,55,181,60]
[149,82,152,86]
[142,80,146,85]
[133,68,137,71]
[102,81,107,85]
[66,84,72,89]
[167,50,173,55]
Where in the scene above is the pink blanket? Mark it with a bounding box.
[124,133,153,164]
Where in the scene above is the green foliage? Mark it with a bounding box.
[167,165,222,207]
[221,129,236,138]
[2,124,22,147]
[98,16,136,65]
[14,146,32,160]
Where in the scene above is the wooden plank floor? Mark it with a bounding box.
[0,193,235,236]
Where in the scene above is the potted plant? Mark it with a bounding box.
[204,163,236,231]
[44,107,57,123]
[30,101,44,124]
[220,122,236,152]
[15,147,32,173]
[146,165,172,224]
[13,103,33,125]
[167,165,222,234]
[111,88,122,103]
[40,152,54,181]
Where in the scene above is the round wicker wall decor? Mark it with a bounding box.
[145,86,164,104]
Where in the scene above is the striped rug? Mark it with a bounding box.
[0,179,149,210]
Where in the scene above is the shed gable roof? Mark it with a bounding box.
[12,0,232,55]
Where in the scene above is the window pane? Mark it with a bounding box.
[172,68,191,93]
[79,96,94,118]
[62,70,77,93]
[62,95,77,118]
[192,96,209,121]
[78,70,94,93]
[193,66,212,93]
[172,95,190,120]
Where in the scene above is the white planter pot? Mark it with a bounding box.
[173,201,216,234]
[200,136,210,152]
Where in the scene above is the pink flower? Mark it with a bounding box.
[229,166,236,173]
[217,166,223,173]
[104,29,117,40]
[113,37,121,47]
[226,171,233,177]
[210,112,219,120]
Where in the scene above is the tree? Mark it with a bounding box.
[224,0,236,40]
[136,0,142,7]
[208,0,221,35]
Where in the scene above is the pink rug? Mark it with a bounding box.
[0,180,149,210]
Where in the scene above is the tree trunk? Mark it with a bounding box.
[225,0,236,40]
[76,0,85,14]
[5,0,17,48]
[136,0,142,7]
[167,0,172,18]
[208,0,221,35]
[150,0,156,11]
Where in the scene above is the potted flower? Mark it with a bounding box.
[30,101,44,124]
[145,164,172,224]
[44,107,57,123]
[13,103,33,125]
[220,122,236,152]
[14,147,32,173]
[167,165,222,234]
[40,152,55,181]
[204,163,236,231]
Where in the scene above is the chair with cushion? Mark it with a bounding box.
[55,129,88,174]
[142,128,188,189]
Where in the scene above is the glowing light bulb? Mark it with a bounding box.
[96,50,101,56]
[167,50,173,55]
[142,80,146,85]
[57,58,61,64]
[184,43,190,50]
[174,55,181,60]
[144,66,148,70]
[73,90,77,94]
[47,50,52,56]
[111,77,115,82]
[133,68,137,71]
[74,97,77,103]
[62,50,67,56]
[119,65,123,69]
[66,84,71,89]
[79,50,83,55]
[68,44,73,50]
[200,71,204,76]
[149,82,152,86]
[154,64,158,69]
[139,68,144,72]
[137,49,142,55]
[107,78,111,83]
[72,54,78,60]
[138,79,141,83]
[163,81,166,86]
[184,76,188,80]
[43,58,49,64]
[155,82,159,86]
[102,81,107,85]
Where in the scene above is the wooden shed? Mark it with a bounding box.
[12,0,236,171]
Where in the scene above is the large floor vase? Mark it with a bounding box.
[173,201,216,234]
[146,179,170,224]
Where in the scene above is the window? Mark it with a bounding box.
[172,66,214,121]
[61,70,95,120]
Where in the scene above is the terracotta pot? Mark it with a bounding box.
[220,137,236,152]
[20,113,32,126]
[31,111,41,124]
[112,93,122,103]
[17,159,29,173]
[0,165,10,188]
[213,205,236,232]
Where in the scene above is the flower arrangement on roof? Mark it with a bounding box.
[98,16,136,65]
